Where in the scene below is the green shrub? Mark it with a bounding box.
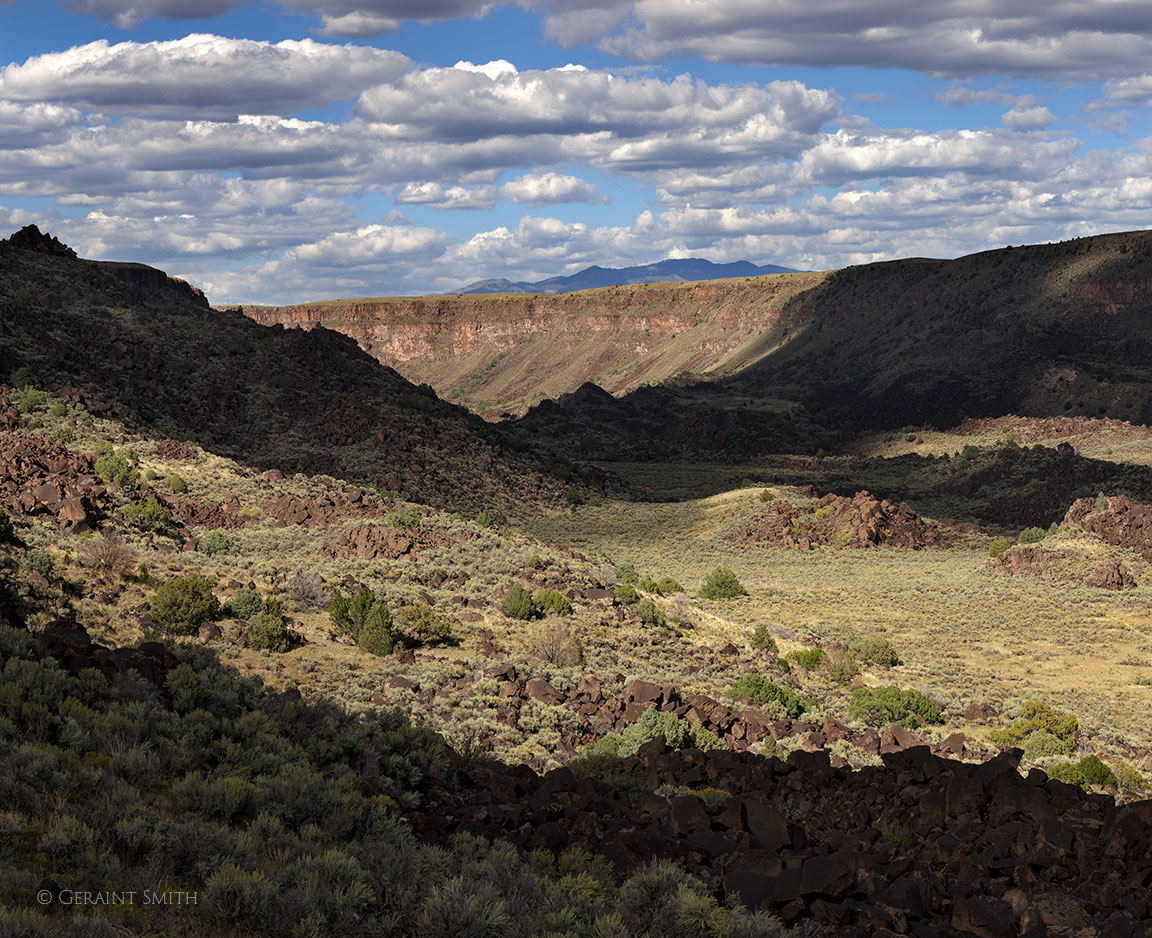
[533,587,572,617]
[848,686,942,729]
[725,674,807,718]
[249,610,291,653]
[654,576,683,596]
[95,448,140,489]
[11,385,48,413]
[474,510,494,529]
[827,649,861,685]
[846,634,901,667]
[750,625,778,655]
[501,583,537,620]
[1049,754,1118,790]
[328,588,392,655]
[228,588,264,620]
[759,488,775,502]
[357,615,394,656]
[594,706,724,758]
[988,536,1012,558]
[1095,491,1108,512]
[167,474,188,494]
[614,583,639,605]
[384,504,420,528]
[18,548,54,579]
[698,566,748,599]
[1021,729,1067,760]
[1018,526,1047,544]
[0,507,14,544]
[198,530,234,556]
[393,602,454,646]
[1116,762,1147,791]
[787,648,826,670]
[564,485,582,507]
[634,597,666,628]
[615,561,637,584]
[990,700,1077,754]
[52,425,74,444]
[123,497,169,532]
[150,576,220,634]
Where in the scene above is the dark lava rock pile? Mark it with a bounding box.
[426,742,1152,937]
[741,491,951,551]
[1066,496,1152,562]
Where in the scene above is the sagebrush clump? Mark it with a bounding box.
[990,700,1077,755]
[94,448,139,489]
[533,587,572,617]
[591,706,724,759]
[392,602,454,646]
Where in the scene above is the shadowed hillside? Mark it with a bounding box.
[728,229,1152,430]
[0,227,578,515]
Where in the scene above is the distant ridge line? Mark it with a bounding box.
[451,257,799,294]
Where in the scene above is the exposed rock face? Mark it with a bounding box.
[3,224,76,258]
[327,523,472,561]
[237,272,827,417]
[39,621,177,690]
[1065,495,1152,561]
[0,427,110,533]
[1090,558,1138,590]
[262,490,387,528]
[740,490,950,550]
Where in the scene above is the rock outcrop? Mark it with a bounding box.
[740,491,951,551]
[0,428,110,534]
[1065,495,1152,562]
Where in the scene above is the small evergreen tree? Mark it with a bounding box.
[328,587,392,655]
[533,587,572,617]
[698,566,748,599]
[151,576,220,635]
[501,584,537,620]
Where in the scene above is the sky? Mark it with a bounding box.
[3,3,1152,303]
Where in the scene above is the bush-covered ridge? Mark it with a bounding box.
[0,626,793,938]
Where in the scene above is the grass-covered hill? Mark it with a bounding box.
[0,226,586,517]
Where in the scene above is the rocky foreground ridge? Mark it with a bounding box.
[36,623,1152,937]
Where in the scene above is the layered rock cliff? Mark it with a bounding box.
[237,272,828,417]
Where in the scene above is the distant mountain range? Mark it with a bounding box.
[454,258,799,294]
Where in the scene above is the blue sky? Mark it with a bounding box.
[3,1,1152,303]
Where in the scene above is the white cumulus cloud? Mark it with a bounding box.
[499,171,602,204]
[0,35,412,119]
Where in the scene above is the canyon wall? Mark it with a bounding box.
[238,272,828,417]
